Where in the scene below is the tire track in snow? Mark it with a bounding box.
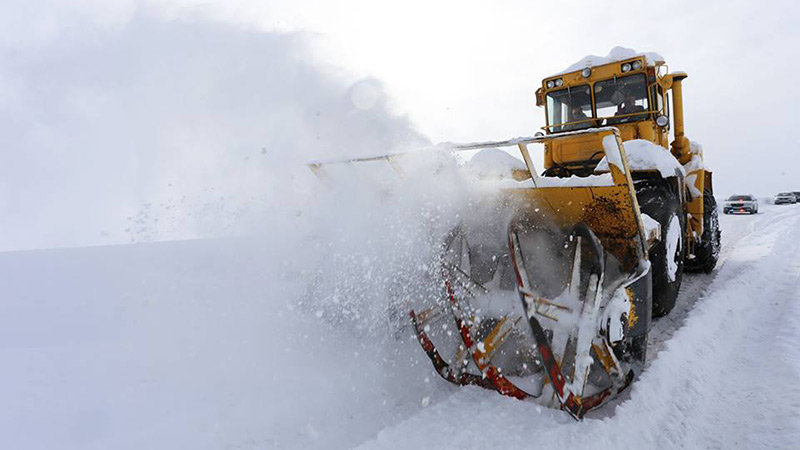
[615,207,800,449]
[596,204,799,416]
[689,230,800,449]
[647,205,800,361]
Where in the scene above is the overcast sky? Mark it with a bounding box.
[1,0,798,250]
[162,0,799,178]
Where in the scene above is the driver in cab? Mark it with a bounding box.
[562,105,590,131]
[615,94,644,116]
[571,106,589,122]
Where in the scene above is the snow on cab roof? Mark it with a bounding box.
[551,46,666,77]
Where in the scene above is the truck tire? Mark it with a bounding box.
[685,189,721,273]
[635,180,684,318]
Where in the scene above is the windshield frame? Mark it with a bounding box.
[545,84,594,133]
[593,73,652,125]
[542,73,657,133]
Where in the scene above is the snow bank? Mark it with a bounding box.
[553,46,665,76]
[0,237,448,450]
[596,139,684,178]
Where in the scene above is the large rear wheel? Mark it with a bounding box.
[685,189,721,273]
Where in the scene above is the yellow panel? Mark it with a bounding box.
[503,184,645,272]
[549,135,605,165]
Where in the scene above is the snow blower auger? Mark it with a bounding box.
[406,128,653,420]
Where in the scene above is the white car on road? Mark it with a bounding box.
[723,195,758,214]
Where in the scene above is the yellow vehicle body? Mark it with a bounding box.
[535,55,712,258]
[306,52,717,419]
[402,128,654,419]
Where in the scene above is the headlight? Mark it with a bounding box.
[581,68,591,78]
[546,80,555,89]
[554,78,563,87]
[655,115,669,127]
[621,63,632,73]
[632,60,643,70]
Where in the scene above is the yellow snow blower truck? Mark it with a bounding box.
[311,52,720,419]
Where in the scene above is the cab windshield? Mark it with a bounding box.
[545,74,653,133]
[728,195,753,201]
[593,74,650,124]
[546,84,592,132]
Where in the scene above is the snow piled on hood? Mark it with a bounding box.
[465,148,526,179]
[596,139,684,178]
[553,46,665,76]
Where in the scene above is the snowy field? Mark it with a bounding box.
[2,201,799,450]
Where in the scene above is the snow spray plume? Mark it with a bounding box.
[0,10,426,251]
[297,150,514,343]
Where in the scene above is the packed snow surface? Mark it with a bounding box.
[4,201,800,449]
[553,46,666,76]
[596,139,685,178]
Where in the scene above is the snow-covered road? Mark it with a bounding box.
[1,203,799,449]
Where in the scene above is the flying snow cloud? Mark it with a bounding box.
[0,6,428,252]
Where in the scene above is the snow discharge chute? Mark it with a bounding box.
[309,127,652,420]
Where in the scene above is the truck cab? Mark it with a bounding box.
[534,53,718,279]
[536,55,681,165]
